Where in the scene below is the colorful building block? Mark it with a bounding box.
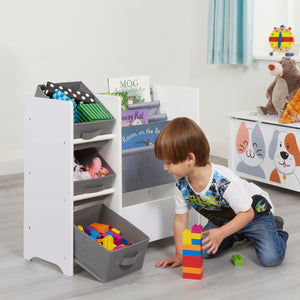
[90,222,110,234]
[111,227,121,235]
[102,235,116,251]
[232,254,244,266]
[182,224,203,280]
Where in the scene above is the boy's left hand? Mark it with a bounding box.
[202,228,225,254]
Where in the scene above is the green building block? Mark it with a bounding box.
[232,254,244,266]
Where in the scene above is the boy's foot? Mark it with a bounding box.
[275,216,284,230]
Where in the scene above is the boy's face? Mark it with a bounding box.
[163,159,191,180]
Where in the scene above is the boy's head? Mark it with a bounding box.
[154,117,210,166]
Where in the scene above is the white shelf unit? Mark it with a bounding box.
[24,95,122,276]
[121,85,201,242]
[23,85,200,276]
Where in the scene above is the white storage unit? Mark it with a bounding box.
[24,95,122,276]
[228,111,300,192]
[23,85,200,277]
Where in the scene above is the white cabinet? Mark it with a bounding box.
[24,95,122,276]
[23,85,200,276]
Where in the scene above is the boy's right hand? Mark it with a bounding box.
[155,254,183,268]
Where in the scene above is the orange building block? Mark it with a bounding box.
[90,222,110,234]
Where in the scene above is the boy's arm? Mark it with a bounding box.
[203,207,254,254]
[155,213,188,268]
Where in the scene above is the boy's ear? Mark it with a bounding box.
[187,152,196,162]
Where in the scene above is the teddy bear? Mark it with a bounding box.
[257,57,300,117]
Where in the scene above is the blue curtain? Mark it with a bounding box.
[207,0,254,66]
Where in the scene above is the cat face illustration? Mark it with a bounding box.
[236,122,265,167]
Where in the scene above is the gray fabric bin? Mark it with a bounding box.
[74,148,115,196]
[35,81,115,139]
[74,204,149,282]
[122,146,174,192]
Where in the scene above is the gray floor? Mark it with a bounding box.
[1,161,300,300]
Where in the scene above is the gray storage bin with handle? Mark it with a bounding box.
[35,81,115,139]
[74,204,149,282]
[74,147,116,196]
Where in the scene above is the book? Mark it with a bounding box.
[105,92,129,111]
[107,75,151,105]
[121,108,148,127]
[121,121,168,150]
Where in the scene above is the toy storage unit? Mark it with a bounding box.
[24,93,129,278]
[228,111,300,192]
[24,85,201,279]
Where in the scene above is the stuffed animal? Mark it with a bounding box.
[279,87,300,123]
[257,57,300,117]
[86,157,109,178]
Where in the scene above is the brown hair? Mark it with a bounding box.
[154,117,210,166]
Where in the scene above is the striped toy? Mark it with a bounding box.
[182,224,203,280]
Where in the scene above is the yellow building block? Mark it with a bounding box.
[102,235,116,251]
[183,229,192,244]
[111,227,121,235]
[77,225,84,232]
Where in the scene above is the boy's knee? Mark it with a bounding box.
[259,254,283,267]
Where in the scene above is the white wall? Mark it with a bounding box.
[1,0,299,175]
[0,0,193,175]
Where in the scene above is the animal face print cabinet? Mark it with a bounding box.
[228,111,300,192]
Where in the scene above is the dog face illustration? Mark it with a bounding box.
[269,131,300,177]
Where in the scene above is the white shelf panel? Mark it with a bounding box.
[73,188,115,202]
[73,134,114,145]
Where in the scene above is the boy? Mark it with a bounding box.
[154,117,288,268]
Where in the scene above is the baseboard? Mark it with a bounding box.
[0,158,24,176]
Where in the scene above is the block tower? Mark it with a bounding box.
[182,224,203,280]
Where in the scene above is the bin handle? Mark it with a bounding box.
[80,129,104,139]
[115,253,139,267]
[81,184,104,194]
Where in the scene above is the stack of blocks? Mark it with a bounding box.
[182,224,203,280]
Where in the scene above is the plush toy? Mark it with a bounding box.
[257,57,300,117]
[86,157,109,178]
[279,87,300,123]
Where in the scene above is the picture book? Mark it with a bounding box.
[107,75,151,105]
[121,108,148,127]
[122,121,168,150]
[104,92,129,111]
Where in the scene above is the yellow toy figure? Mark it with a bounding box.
[269,25,294,57]
[279,87,300,123]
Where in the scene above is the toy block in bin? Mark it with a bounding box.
[182,224,203,280]
[35,81,115,139]
[74,204,149,282]
[77,103,113,123]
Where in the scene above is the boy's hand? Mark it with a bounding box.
[155,254,183,268]
[202,228,225,254]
